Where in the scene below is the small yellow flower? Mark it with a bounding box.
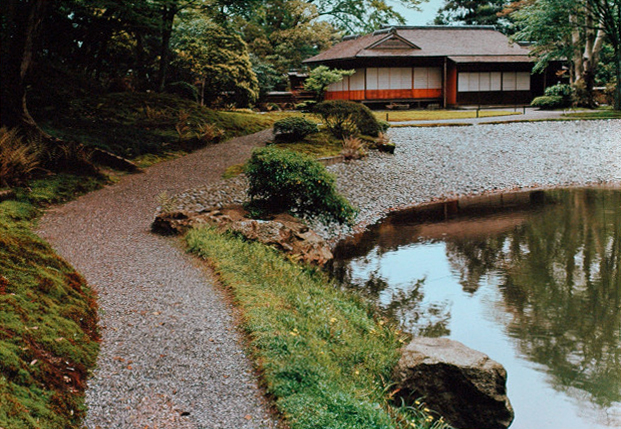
[354,370,360,375]
[329,317,337,324]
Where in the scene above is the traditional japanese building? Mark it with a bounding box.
[303,26,561,107]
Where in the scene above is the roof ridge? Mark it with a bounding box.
[380,25,497,30]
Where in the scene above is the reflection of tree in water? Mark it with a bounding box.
[444,189,621,407]
[445,235,509,293]
[332,252,450,338]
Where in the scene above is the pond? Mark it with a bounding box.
[330,187,621,429]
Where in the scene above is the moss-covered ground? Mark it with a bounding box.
[38,92,296,166]
[0,175,104,429]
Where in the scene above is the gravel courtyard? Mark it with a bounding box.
[329,119,621,230]
[172,120,621,239]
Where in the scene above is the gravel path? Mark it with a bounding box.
[331,119,621,229]
[37,129,278,429]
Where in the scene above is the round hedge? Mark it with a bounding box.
[313,100,382,137]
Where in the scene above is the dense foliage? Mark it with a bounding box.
[314,100,383,137]
[530,95,566,109]
[509,0,620,109]
[303,66,355,101]
[273,117,319,141]
[434,0,513,33]
[544,83,574,107]
[245,147,356,224]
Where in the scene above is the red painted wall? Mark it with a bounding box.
[325,89,442,101]
[446,65,457,106]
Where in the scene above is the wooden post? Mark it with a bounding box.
[443,58,448,108]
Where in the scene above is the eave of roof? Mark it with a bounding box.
[448,55,533,63]
[303,26,531,64]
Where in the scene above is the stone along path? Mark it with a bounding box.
[37,130,278,429]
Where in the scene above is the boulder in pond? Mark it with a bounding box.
[394,337,514,429]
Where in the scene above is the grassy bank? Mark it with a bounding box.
[186,226,449,429]
[376,110,521,122]
[0,175,104,429]
[38,92,295,167]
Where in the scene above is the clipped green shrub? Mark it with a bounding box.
[294,100,317,112]
[314,100,382,137]
[530,95,565,110]
[378,120,391,132]
[324,114,359,139]
[273,117,319,142]
[245,147,356,224]
[543,83,573,107]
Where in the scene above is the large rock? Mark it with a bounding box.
[152,206,333,266]
[394,337,514,429]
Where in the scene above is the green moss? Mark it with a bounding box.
[186,227,450,429]
[270,130,343,158]
[0,175,103,429]
[40,92,297,161]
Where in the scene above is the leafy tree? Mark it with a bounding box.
[434,0,513,33]
[250,54,287,102]
[310,0,425,32]
[1,0,51,134]
[172,13,259,106]
[304,66,355,101]
[242,0,337,73]
[510,0,620,109]
[585,0,621,110]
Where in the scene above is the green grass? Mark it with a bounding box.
[223,129,343,179]
[186,227,451,429]
[562,109,621,119]
[270,130,344,158]
[390,123,474,128]
[39,92,297,162]
[376,110,521,122]
[0,175,104,429]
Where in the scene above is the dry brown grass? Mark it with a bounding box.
[0,127,42,187]
[341,136,368,160]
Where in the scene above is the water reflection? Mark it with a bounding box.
[331,188,621,428]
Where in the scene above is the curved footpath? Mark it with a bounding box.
[36,113,621,428]
[37,129,278,429]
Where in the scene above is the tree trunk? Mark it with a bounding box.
[614,49,621,110]
[157,5,177,92]
[0,0,50,136]
[201,77,206,105]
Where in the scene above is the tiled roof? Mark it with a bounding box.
[304,26,532,64]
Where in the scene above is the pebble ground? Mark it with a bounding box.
[171,119,621,240]
[37,130,278,429]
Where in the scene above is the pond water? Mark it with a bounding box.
[331,188,621,429]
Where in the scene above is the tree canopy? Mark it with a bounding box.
[434,0,513,33]
[509,0,620,109]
